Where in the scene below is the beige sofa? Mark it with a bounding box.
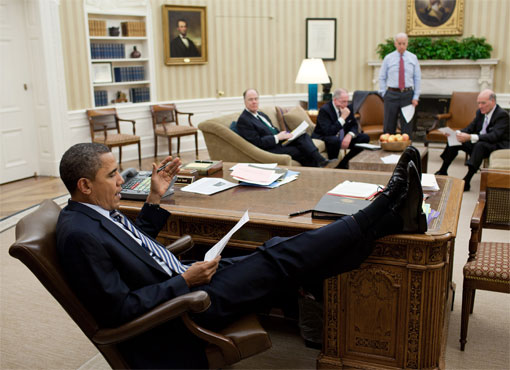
[198,106,328,166]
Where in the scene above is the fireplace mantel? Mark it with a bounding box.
[368,59,498,95]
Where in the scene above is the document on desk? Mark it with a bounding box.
[180,177,238,195]
[204,210,249,261]
[438,127,462,146]
[328,181,383,199]
[381,154,401,164]
[282,121,308,145]
[401,104,415,123]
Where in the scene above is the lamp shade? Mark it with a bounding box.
[295,58,329,84]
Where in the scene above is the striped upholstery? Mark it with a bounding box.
[463,242,510,283]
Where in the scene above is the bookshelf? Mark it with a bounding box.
[85,8,155,107]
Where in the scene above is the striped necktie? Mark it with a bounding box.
[399,54,405,90]
[110,210,188,274]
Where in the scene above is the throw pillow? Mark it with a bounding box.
[230,121,239,135]
[282,106,315,136]
[275,106,292,131]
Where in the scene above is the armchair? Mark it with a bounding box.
[150,104,198,158]
[86,108,141,167]
[425,92,479,147]
[460,169,510,350]
[355,93,385,141]
[9,199,271,369]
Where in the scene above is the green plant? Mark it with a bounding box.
[376,36,492,60]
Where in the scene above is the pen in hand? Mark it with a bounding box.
[288,209,313,217]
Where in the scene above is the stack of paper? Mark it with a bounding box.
[181,178,238,195]
[231,164,285,186]
[327,181,383,199]
[282,121,309,145]
[421,173,440,191]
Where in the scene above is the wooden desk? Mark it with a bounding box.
[119,165,463,370]
[349,146,428,173]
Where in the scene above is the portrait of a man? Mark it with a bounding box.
[416,0,455,27]
[162,5,208,65]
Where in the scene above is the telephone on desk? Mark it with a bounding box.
[120,168,176,201]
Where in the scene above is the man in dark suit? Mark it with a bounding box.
[170,19,200,58]
[312,88,370,169]
[56,142,425,368]
[236,88,330,167]
[435,89,510,191]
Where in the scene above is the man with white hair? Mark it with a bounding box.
[379,32,421,135]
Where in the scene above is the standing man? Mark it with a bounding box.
[312,88,370,169]
[379,32,421,135]
[435,89,509,191]
[237,88,330,167]
[170,19,200,58]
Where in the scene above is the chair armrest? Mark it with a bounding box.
[165,234,194,256]
[118,117,136,135]
[176,110,194,126]
[92,290,211,345]
[435,112,451,121]
[468,199,486,261]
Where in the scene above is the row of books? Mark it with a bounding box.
[94,90,108,107]
[121,21,146,37]
[88,19,106,36]
[91,43,126,59]
[114,66,145,82]
[129,87,150,103]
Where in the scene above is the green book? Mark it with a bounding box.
[312,193,371,220]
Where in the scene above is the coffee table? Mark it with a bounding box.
[349,146,428,173]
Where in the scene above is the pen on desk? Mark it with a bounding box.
[195,160,213,163]
[288,209,313,217]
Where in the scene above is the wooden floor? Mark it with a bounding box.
[0,149,209,219]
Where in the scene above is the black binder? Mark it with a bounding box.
[312,194,371,220]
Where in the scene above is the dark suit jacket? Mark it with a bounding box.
[170,36,200,57]
[313,102,360,139]
[236,110,281,150]
[461,105,509,149]
[56,200,206,369]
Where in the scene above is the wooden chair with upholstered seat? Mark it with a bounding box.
[9,199,272,369]
[355,93,385,141]
[425,91,479,147]
[86,108,141,167]
[460,169,510,350]
[150,104,198,158]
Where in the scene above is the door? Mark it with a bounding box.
[0,0,38,183]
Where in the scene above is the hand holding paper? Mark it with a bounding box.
[438,127,461,146]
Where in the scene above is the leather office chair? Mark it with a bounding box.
[460,169,510,350]
[355,93,385,141]
[86,108,142,167]
[425,91,479,147]
[150,104,198,158]
[9,199,272,369]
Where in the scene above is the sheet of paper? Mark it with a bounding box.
[381,154,401,164]
[421,173,440,191]
[180,177,238,195]
[230,163,277,170]
[328,181,383,199]
[438,127,462,146]
[401,105,415,123]
[282,121,309,145]
[204,210,250,261]
[183,162,211,169]
[355,143,381,150]
[240,170,300,188]
[231,164,284,185]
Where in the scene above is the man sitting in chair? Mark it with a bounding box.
[236,88,331,167]
[312,88,370,169]
[56,142,426,368]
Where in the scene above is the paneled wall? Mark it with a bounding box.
[61,0,510,111]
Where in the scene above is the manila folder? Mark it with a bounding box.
[312,193,371,220]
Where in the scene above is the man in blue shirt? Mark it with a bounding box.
[379,33,421,135]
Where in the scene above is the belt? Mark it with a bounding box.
[387,87,413,92]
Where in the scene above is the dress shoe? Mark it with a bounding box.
[319,159,334,168]
[397,161,427,233]
[335,161,348,169]
[464,182,471,192]
[406,146,422,180]
[435,170,447,176]
[380,148,415,205]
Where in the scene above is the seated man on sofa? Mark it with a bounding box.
[312,88,370,169]
[237,88,330,167]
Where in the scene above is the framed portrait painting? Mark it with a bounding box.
[162,5,207,65]
[306,18,336,60]
[407,0,464,36]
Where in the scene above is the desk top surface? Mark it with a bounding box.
[120,164,463,242]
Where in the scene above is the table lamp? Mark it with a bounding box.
[295,58,330,111]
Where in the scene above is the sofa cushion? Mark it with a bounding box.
[230,121,239,135]
[282,106,315,136]
[275,106,292,130]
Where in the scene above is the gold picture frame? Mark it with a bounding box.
[406,0,464,36]
[162,5,207,65]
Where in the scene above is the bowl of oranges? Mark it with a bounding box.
[379,133,411,151]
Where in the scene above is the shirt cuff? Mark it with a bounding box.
[274,135,279,144]
[337,117,345,126]
[471,134,479,143]
[348,131,356,138]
